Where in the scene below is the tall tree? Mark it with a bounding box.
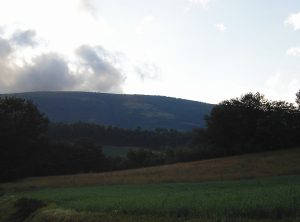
[204,93,268,153]
[0,97,48,181]
[202,92,300,154]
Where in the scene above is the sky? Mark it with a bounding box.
[0,0,300,103]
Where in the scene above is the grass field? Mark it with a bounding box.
[1,148,300,221]
[1,176,300,221]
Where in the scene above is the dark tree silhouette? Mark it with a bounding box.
[0,97,49,181]
[296,90,300,107]
[204,93,268,153]
[201,92,300,155]
[0,97,48,143]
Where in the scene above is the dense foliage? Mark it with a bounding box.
[0,97,197,182]
[2,91,300,182]
[199,92,300,155]
[0,97,49,181]
[48,123,194,149]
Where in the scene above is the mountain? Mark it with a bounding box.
[1,91,214,130]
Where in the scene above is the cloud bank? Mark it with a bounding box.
[75,45,125,93]
[11,30,38,47]
[0,37,12,57]
[0,31,125,93]
[0,28,159,94]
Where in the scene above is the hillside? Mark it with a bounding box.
[2,148,300,190]
[1,91,213,130]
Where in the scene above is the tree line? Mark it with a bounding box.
[197,91,300,156]
[0,97,196,182]
[1,90,300,182]
[48,123,194,149]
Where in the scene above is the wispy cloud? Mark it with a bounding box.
[189,0,212,9]
[135,63,161,81]
[286,47,300,56]
[78,0,98,18]
[285,12,300,30]
[215,23,227,32]
[184,0,213,12]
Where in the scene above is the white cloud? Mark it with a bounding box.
[0,32,126,93]
[0,27,162,94]
[286,47,300,56]
[189,0,212,8]
[215,23,227,32]
[285,12,300,30]
[184,0,212,12]
[135,63,161,81]
[75,45,125,93]
[0,0,163,96]
[0,0,113,55]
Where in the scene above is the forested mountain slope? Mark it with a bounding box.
[2,91,213,130]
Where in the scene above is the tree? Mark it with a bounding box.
[0,97,48,143]
[204,93,268,153]
[201,92,300,155]
[0,97,48,181]
[296,90,300,107]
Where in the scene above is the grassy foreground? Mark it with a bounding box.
[1,148,300,221]
[1,176,300,221]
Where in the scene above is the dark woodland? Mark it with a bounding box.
[1,91,300,182]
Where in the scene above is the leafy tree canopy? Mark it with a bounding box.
[203,92,300,154]
[0,97,49,145]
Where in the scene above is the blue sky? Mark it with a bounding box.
[0,0,300,103]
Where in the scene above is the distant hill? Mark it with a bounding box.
[1,91,214,130]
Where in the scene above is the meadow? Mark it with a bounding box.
[1,176,300,221]
[1,148,300,222]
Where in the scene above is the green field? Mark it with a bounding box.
[1,149,300,222]
[1,176,300,221]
